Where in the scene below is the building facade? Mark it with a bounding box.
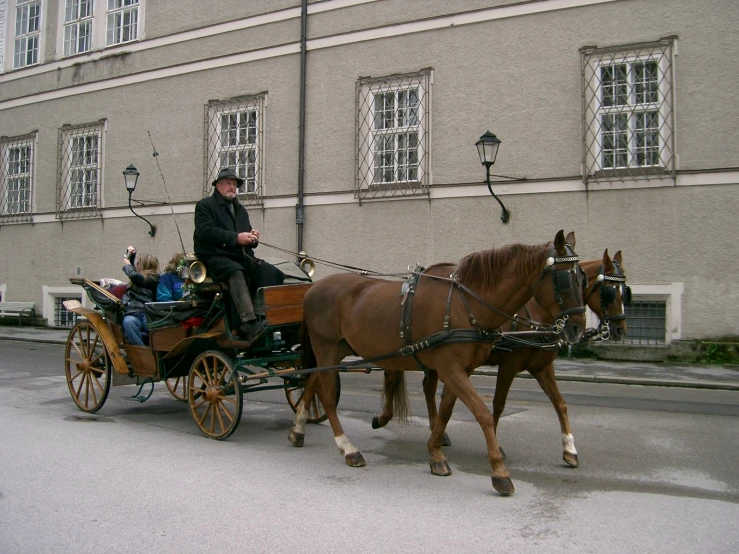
[0,0,737,342]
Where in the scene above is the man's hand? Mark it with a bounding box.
[236,231,259,246]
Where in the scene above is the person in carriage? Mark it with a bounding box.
[120,246,160,345]
[193,167,285,341]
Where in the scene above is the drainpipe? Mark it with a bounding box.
[296,0,308,259]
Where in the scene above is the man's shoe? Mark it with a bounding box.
[239,319,266,342]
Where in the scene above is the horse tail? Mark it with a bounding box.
[393,372,409,423]
[299,319,317,369]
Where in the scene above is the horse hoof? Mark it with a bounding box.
[345,452,366,467]
[441,433,452,447]
[371,416,384,429]
[499,446,506,459]
[492,476,515,496]
[563,452,579,468]
[288,431,304,447]
[429,460,452,476]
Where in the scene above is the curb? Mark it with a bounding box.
[473,369,739,392]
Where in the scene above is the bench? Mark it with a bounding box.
[0,302,37,327]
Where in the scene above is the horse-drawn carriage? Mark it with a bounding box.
[63,230,629,495]
[64,256,333,440]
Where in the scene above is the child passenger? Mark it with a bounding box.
[157,251,185,302]
[121,246,160,346]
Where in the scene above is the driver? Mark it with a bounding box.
[193,168,285,341]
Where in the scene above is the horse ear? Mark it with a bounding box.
[603,249,614,272]
[614,250,623,265]
[566,231,576,249]
[554,230,566,252]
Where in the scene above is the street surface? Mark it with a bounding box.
[1,340,738,553]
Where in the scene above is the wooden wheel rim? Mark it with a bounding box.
[165,377,188,401]
[188,351,243,440]
[65,320,111,413]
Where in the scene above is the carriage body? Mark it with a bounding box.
[63,257,325,439]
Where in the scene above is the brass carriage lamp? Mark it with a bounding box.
[475,131,510,224]
[123,164,157,237]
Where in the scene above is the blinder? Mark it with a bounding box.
[601,285,617,305]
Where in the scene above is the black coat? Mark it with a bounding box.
[193,190,284,288]
[121,264,159,315]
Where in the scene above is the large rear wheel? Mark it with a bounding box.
[188,351,243,440]
[285,372,341,424]
[65,320,112,413]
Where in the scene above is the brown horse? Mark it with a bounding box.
[377,249,628,468]
[289,230,586,495]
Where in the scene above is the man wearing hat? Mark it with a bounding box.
[194,167,285,341]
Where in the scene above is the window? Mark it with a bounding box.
[356,69,431,199]
[581,38,675,183]
[42,285,86,326]
[64,0,93,56]
[624,300,666,345]
[57,120,105,219]
[0,133,35,223]
[0,2,7,72]
[106,0,138,46]
[14,0,41,68]
[204,95,264,204]
[55,296,81,327]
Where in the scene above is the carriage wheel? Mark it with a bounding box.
[165,377,187,401]
[65,320,112,413]
[188,351,243,440]
[285,372,341,424]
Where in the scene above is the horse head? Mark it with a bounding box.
[583,249,629,341]
[530,230,587,345]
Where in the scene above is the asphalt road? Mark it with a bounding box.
[1,340,738,553]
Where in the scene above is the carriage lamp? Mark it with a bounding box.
[123,164,157,237]
[475,131,510,224]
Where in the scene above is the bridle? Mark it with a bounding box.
[529,242,587,335]
[583,259,630,340]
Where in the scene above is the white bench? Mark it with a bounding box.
[0,302,37,327]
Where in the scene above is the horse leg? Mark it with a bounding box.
[439,368,514,496]
[491,363,520,460]
[372,370,402,429]
[289,372,321,448]
[530,363,578,467]
[422,370,451,446]
[427,383,459,476]
[313,368,366,467]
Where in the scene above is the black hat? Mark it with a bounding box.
[212,167,244,187]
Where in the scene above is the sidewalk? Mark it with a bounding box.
[2,325,738,391]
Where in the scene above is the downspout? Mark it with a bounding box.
[296,0,308,258]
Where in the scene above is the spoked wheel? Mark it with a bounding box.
[188,351,243,440]
[165,377,187,401]
[65,320,112,413]
[285,372,341,424]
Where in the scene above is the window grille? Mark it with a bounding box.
[0,133,35,224]
[14,0,41,68]
[355,69,431,200]
[204,94,265,205]
[64,0,93,56]
[56,296,81,327]
[624,300,666,345]
[57,121,105,220]
[106,0,138,46]
[581,38,675,184]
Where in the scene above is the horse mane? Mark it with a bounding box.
[456,242,551,289]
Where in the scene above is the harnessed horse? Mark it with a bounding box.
[376,248,629,469]
[289,230,586,495]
